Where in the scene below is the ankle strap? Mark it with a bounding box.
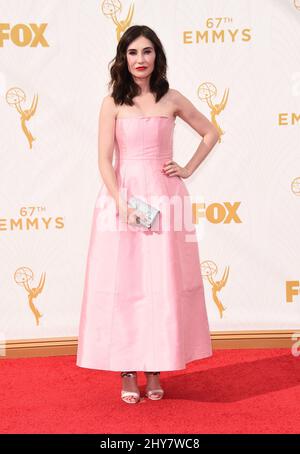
[121,371,136,377]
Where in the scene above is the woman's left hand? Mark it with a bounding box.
[161,160,191,179]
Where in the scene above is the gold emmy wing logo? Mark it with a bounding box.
[197,82,229,143]
[14,267,46,326]
[201,261,229,319]
[101,0,135,41]
[6,87,38,149]
[294,0,300,10]
[291,177,300,196]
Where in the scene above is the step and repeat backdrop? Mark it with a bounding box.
[0,0,299,343]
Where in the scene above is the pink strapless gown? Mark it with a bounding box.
[76,115,212,371]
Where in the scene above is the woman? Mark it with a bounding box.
[76,25,219,404]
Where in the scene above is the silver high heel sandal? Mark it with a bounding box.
[120,371,140,404]
[144,371,164,400]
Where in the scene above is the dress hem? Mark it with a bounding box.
[76,349,213,372]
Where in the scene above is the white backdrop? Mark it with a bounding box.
[0,0,299,341]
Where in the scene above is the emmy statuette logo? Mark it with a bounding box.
[101,0,135,41]
[197,83,229,143]
[6,87,38,149]
[201,261,229,319]
[14,267,46,326]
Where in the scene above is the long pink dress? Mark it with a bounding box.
[76,115,212,371]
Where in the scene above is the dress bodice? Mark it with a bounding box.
[114,115,176,161]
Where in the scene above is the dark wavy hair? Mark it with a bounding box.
[107,25,169,106]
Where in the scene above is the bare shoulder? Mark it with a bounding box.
[168,88,182,99]
[167,88,190,117]
[167,88,219,137]
[169,87,206,120]
[167,88,181,104]
[168,88,188,107]
[99,94,118,119]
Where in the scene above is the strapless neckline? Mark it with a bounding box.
[116,115,175,121]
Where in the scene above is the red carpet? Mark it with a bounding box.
[0,348,299,434]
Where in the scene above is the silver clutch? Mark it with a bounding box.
[128,196,160,228]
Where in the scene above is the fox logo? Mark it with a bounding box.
[0,23,49,47]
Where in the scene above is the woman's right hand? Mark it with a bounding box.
[128,206,147,226]
[118,202,146,226]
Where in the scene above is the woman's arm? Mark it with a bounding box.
[163,89,220,178]
[97,96,145,225]
[98,95,125,211]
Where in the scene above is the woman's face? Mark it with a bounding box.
[126,35,156,80]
